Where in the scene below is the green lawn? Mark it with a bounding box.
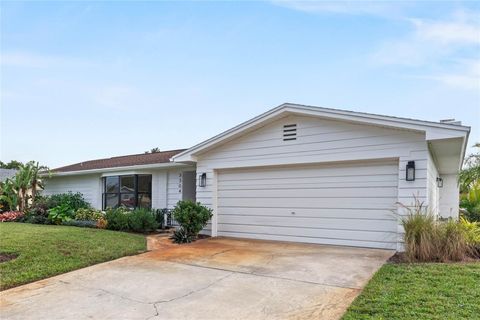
[343,262,480,320]
[0,223,146,290]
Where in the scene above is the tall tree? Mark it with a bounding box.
[0,161,49,211]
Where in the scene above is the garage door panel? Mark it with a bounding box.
[218,215,398,231]
[218,164,398,181]
[218,187,397,198]
[217,160,398,249]
[217,232,397,250]
[218,179,397,189]
[218,207,397,220]
[219,197,396,209]
[218,224,397,243]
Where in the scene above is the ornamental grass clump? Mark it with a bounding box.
[400,198,480,262]
[401,208,439,262]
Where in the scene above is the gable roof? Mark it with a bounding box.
[52,149,186,174]
[172,103,470,162]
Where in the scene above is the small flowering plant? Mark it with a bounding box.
[0,211,24,222]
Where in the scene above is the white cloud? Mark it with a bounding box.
[374,12,480,66]
[423,59,480,91]
[372,10,480,90]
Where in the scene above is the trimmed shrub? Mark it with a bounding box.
[104,207,158,233]
[75,208,104,221]
[105,208,130,231]
[172,200,213,242]
[127,208,158,233]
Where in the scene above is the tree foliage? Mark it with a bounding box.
[0,160,23,170]
[459,143,480,193]
[145,147,161,154]
[0,161,49,212]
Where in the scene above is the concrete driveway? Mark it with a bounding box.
[0,236,393,320]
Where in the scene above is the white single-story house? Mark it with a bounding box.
[44,103,470,250]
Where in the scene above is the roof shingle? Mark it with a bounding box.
[52,149,186,173]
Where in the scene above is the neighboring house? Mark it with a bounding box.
[44,103,470,250]
[0,169,17,182]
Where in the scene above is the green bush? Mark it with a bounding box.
[75,208,104,221]
[23,212,48,224]
[104,207,157,233]
[460,183,480,222]
[127,208,158,233]
[49,192,91,211]
[48,203,75,225]
[172,200,213,241]
[105,207,130,231]
[62,220,97,228]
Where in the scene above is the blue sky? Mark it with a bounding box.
[1,1,479,168]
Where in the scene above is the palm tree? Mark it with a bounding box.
[0,161,49,211]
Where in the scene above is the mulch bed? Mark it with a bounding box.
[388,251,480,264]
[0,253,18,263]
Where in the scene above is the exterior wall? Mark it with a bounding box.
[43,166,195,210]
[195,114,429,249]
[439,174,460,219]
[43,174,103,209]
[427,149,440,216]
[167,169,183,209]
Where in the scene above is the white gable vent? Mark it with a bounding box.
[283,124,297,141]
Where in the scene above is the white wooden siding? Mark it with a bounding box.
[195,115,428,249]
[43,166,194,210]
[427,150,440,216]
[167,169,183,209]
[216,161,398,249]
[439,174,460,218]
[42,174,103,209]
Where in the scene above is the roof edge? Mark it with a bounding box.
[173,103,470,162]
[48,162,189,177]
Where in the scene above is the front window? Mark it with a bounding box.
[102,175,152,209]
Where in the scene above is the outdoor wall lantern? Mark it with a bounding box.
[198,173,207,187]
[406,161,415,181]
[436,177,444,188]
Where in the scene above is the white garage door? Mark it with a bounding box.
[217,160,399,249]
